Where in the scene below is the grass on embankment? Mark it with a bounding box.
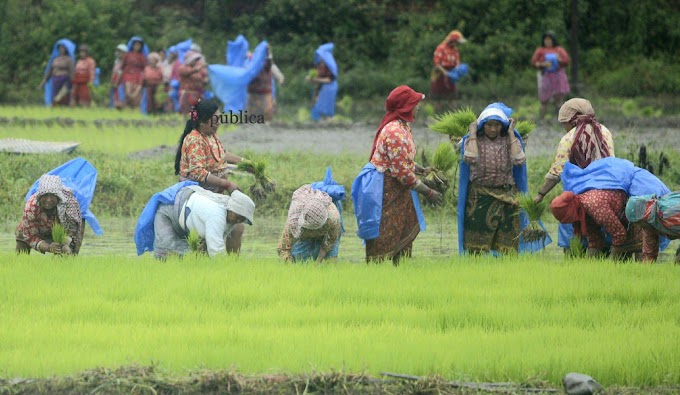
[0,254,679,386]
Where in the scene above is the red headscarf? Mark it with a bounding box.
[550,191,587,235]
[369,85,424,159]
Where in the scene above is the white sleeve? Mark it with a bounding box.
[204,215,227,257]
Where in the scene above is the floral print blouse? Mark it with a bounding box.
[370,120,418,187]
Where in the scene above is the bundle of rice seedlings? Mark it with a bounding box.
[422,143,459,195]
[186,229,202,254]
[568,236,587,259]
[237,158,277,200]
[307,69,318,79]
[51,223,67,244]
[517,193,549,244]
[429,107,476,144]
[515,120,536,146]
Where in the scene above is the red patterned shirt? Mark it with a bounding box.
[370,120,418,187]
[433,43,460,69]
[466,134,523,187]
[179,130,228,182]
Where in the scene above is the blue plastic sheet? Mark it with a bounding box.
[208,41,268,112]
[25,158,103,236]
[446,63,469,82]
[544,53,559,72]
[352,163,425,241]
[310,167,346,202]
[94,67,100,86]
[44,38,76,106]
[134,181,198,256]
[227,35,249,67]
[311,43,338,120]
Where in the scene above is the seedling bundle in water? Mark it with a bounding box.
[186,229,202,253]
[236,158,276,200]
[517,193,549,245]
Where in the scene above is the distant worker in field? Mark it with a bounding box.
[278,175,345,262]
[16,176,82,255]
[134,182,255,258]
[531,31,571,121]
[353,86,442,265]
[534,98,615,253]
[178,51,209,114]
[430,30,466,111]
[307,42,338,121]
[247,44,276,122]
[70,44,96,107]
[143,52,164,114]
[39,39,75,107]
[110,44,128,109]
[120,36,148,109]
[626,193,680,264]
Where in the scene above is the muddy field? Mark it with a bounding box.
[130,119,680,160]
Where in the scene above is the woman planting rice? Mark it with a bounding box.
[277,185,342,262]
[16,175,84,255]
[534,98,616,251]
[353,85,442,265]
[626,193,680,263]
[134,182,255,258]
[458,103,550,255]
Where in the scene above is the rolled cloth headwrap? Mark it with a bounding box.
[369,85,424,159]
[550,191,587,235]
[148,52,161,63]
[558,98,611,169]
[116,44,128,53]
[36,174,82,232]
[294,198,329,238]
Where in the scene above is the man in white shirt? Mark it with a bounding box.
[153,186,255,258]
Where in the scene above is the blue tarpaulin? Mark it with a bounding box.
[25,158,103,236]
[311,43,338,120]
[209,41,268,112]
[44,38,76,106]
[134,181,198,256]
[227,35,249,67]
[168,39,192,65]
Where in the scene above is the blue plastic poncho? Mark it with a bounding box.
[25,158,103,236]
[352,163,426,241]
[227,35,249,67]
[560,157,671,251]
[209,41,269,112]
[43,38,76,106]
[457,103,552,255]
[311,43,338,120]
[134,181,198,256]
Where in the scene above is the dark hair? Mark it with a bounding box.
[174,100,220,175]
[542,31,558,47]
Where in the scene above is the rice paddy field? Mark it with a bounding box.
[1,105,680,393]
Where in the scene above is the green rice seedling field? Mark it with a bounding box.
[1,254,679,387]
[2,106,680,393]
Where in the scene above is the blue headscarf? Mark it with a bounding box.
[167,38,192,65]
[43,38,76,106]
[457,103,552,255]
[314,42,338,77]
[227,35,249,67]
[127,36,149,58]
[311,43,338,120]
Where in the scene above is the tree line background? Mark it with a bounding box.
[1,0,679,105]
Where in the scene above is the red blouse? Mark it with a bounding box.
[370,120,418,187]
[531,47,570,69]
[433,43,460,69]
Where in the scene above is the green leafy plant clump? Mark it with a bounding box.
[515,119,536,139]
[51,223,67,244]
[429,107,476,140]
[237,158,277,200]
[517,193,549,244]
